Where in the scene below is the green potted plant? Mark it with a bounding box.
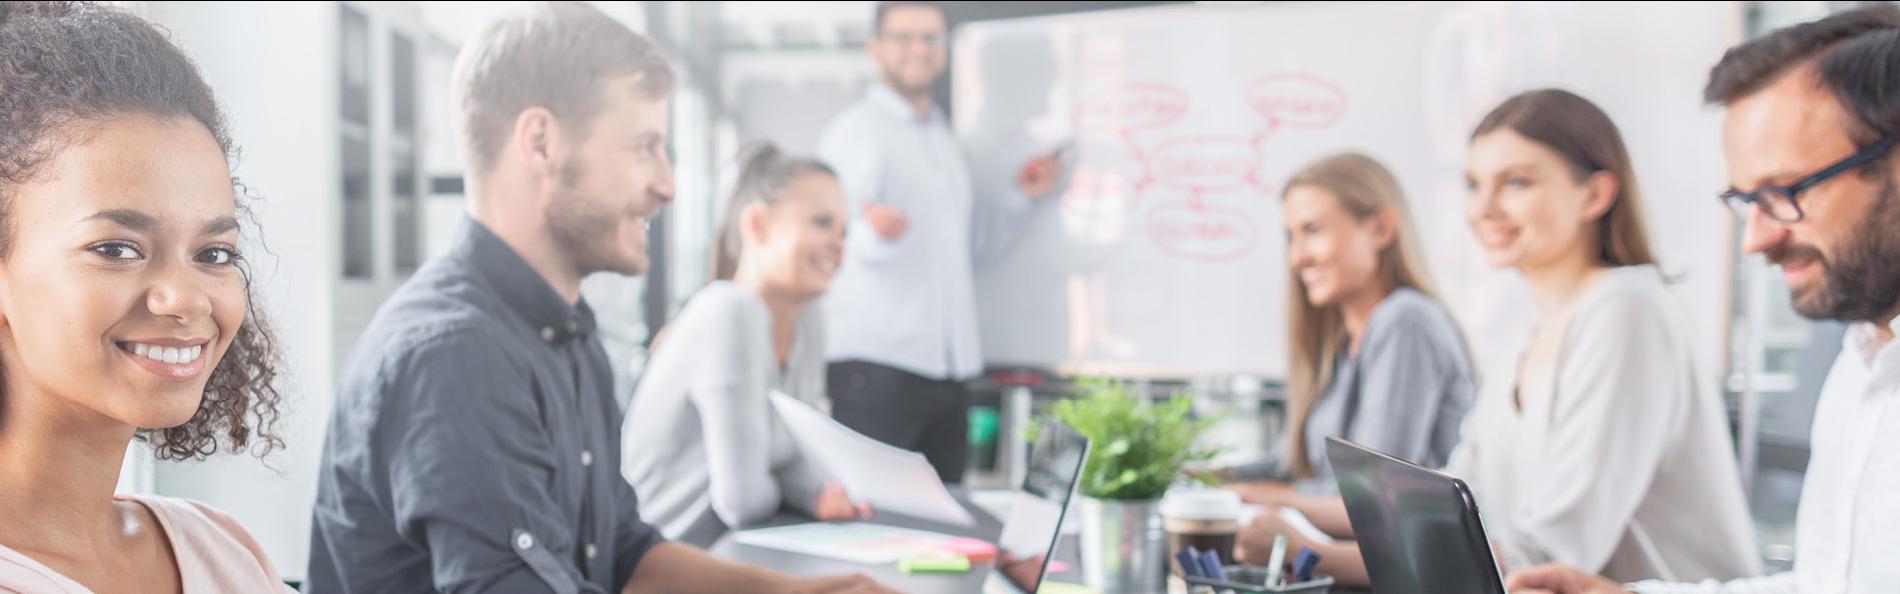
[1044,377,1223,593]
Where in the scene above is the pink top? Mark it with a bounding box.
[0,494,293,593]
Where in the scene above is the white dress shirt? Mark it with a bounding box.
[1630,316,1900,594]
[1447,266,1761,583]
[816,83,1034,381]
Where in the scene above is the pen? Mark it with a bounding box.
[1197,548,1228,582]
[1177,546,1204,578]
[1264,534,1288,588]
[1292,546,1322,583]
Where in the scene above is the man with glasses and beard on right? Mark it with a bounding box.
[1507,5,1900,594]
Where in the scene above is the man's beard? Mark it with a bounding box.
[547,160,645,278]
[1768,176,1900,323]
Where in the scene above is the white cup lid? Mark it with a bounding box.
[1161,487,1242,521]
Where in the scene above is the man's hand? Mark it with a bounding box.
[811,481,873,522]
[1506,564,1633,594]
[783,573,898,594]
[862,203,908,240]
[1017,153,1062,200]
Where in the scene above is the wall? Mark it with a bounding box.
[140,1,339,580]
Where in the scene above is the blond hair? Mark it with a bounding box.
[1281,153,1451,478]
[452,1,675,178]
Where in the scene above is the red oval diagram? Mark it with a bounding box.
[1146,202,1258,262]
[1074,83,1189,136]
[1145,136,1261,193]
[1247,73,1347,130]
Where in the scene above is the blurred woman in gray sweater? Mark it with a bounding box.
[622,143,868,547]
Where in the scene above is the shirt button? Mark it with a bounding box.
[581,450,594,467]
[515,533,535,550]
[567,320,579,333]
[585,543,598,560]
[540,327,556,342]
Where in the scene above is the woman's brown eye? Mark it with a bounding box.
[198,247,239,266]
[91,242,142,260]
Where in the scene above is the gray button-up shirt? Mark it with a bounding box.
[306,219,663,593]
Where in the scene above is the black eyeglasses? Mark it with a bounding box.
[880,32,944,48]
[1720,135,1896,223]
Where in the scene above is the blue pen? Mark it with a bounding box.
[1177,547,1204,577]
[1292,546,1323,583]
[1197,549,1229,582]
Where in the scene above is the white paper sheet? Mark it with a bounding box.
[731,522,965,564]
[770,391,977,527]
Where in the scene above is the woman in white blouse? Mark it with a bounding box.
[622,142,869,547]
[1450,89,1760,583]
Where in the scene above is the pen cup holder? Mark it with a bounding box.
[1183,565,1334,594]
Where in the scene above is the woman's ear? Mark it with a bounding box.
[740,202,770,246]
[1580,171,1620,222]
[1370,207,1400,250]
[0,274,11,330]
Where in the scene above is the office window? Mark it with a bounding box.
[340,5,371,279]
[392,31,421,273]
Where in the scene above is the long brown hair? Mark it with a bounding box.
[1471,89,1656,267]
[1282,153,1446,478]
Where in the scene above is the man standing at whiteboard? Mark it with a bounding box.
[818,0,1062,484]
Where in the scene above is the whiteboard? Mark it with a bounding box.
[955,1,1740,383]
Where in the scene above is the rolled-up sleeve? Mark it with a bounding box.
[385,331,590,594]
[818,112,901,264]
[966,141,1042,265]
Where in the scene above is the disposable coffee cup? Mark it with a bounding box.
[1161,487,1243,569]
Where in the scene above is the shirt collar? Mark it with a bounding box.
[456,218,597,346]
[1845,316,1900,364]
[868,82,943,125]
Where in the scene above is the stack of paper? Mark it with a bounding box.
[770,391,977,527]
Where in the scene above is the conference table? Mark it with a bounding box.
[709,490,1372,594]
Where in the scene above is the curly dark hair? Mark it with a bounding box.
[0,1,285,461]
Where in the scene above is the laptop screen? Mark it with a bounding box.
[983,422,1090,594]
[1326,437,1506,594]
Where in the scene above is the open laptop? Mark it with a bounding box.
[983,421,1091,594]
[1326,437,1506,594]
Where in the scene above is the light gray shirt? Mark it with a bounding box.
[620,281,829,547]
[815,84,1036,380]
[1236,288,1475,494]
[1446,265,1760,583]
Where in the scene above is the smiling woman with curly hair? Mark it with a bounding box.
[0,1,294,592]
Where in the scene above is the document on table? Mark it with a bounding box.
[732,522,966,565]
[770,390,977,527]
